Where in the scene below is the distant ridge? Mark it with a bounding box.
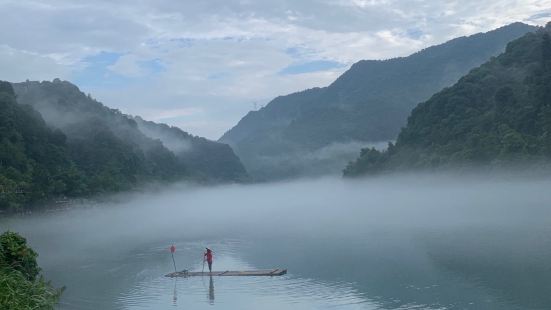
[220,22,537,180]
[134,116,247,182]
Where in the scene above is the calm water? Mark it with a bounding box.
[2,175,551,309]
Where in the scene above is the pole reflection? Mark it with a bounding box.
[172,279,177,306]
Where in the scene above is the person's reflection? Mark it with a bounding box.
[208,275,215,304]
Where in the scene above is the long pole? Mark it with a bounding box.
[202,256,205,274]
[171,252,177,272]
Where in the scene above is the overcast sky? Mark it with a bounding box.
[0,0,549,139]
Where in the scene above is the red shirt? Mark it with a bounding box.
[204,251,213,263]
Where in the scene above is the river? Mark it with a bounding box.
[2,174,551,309]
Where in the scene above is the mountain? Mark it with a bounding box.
[12,80,247,183]
[0,79,246,210]
[220,22,537,180]
[134,117,247,181]
[344,23,551,176]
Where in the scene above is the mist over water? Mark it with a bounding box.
[2,173,551,309]
[239,140,390,181]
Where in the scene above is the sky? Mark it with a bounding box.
[0,0,550,139]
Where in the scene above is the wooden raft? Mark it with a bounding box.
[165,269,287,278]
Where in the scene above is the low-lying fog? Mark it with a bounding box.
[240,141,390,180]
[3,173,551,309]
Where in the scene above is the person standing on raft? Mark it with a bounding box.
[204,248,213,272]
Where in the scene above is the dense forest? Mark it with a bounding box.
[221,22,536,180]
[0,80,247,211]
[0,82,78,210]
[344,23,551,176]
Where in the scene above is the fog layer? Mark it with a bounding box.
[238,141,389,181]
[2,173,551,309]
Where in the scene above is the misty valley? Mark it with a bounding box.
[1,4,551,310]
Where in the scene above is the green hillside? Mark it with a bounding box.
[13,80,247,183]
[345,23,551,176]
[0,79,247,211]
[135,117,248,182]
[0,82,77,209]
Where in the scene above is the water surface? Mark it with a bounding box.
[2,175,551,309]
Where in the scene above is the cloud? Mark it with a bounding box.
[0,45,70,82]
[107,54,164,78]
[149,107,204,121]
[279,60,346,75]
[108,54,147,78]
[0,0,549,139]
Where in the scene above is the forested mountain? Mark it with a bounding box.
[0,81,81,210]
[220,22,536,180]
[344,23,551,176]
[134,117,247,181]
[0,80,246,210]
[13,80,247,183]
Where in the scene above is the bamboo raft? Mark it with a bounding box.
[165,268,287,278]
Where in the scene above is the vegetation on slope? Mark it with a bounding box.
[0,81,80,210]
[344,24,551,176]
[0,80,186,210]
[13,80,247,185]
[0,79,246,211]
[135,117,248,182]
